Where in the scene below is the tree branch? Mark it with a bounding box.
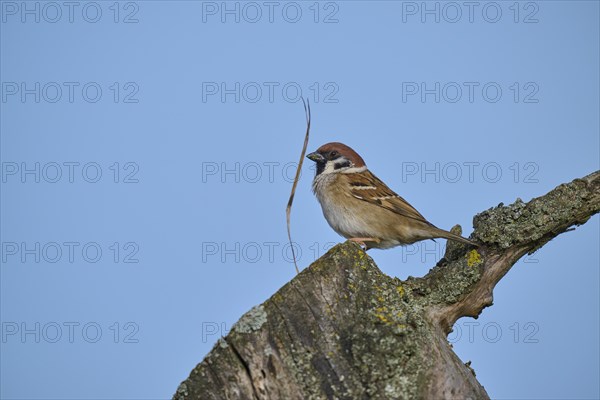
[173,171,599,400]
[424,170,600,334]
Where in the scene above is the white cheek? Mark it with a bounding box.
[321,161,337,175]
[318,158,365,175]
[341,166,366,174]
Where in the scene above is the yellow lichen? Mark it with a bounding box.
[466,249,482,267]
[396,285,405,297]
[375,314,389,323]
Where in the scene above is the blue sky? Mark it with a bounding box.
[1,1,599,399]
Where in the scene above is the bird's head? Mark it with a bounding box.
[307,142,366,176]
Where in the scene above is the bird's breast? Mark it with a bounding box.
[312,173,369,238]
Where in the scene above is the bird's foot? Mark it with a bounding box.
[348,237,380,250]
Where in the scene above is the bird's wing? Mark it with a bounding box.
[347,170,434,226]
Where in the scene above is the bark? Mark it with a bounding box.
[174,171,600,400]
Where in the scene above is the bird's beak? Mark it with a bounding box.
[307,152,325,163]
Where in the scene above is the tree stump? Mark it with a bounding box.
[174,171,599,400]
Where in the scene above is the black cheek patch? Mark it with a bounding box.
[334,160,352,170]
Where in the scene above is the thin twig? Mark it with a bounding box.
[286,99,311,274]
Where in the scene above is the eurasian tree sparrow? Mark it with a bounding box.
[307,142,477,249]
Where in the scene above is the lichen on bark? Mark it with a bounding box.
[174,171,599,400]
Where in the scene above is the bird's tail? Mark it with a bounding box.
[433,228,478,247]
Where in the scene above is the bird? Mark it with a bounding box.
[306,142,477,250]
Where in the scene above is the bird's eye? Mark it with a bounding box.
[330,151,338,158]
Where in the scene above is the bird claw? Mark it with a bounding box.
[348,237,379,250]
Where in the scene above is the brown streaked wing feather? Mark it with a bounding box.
[348,170,433,226]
